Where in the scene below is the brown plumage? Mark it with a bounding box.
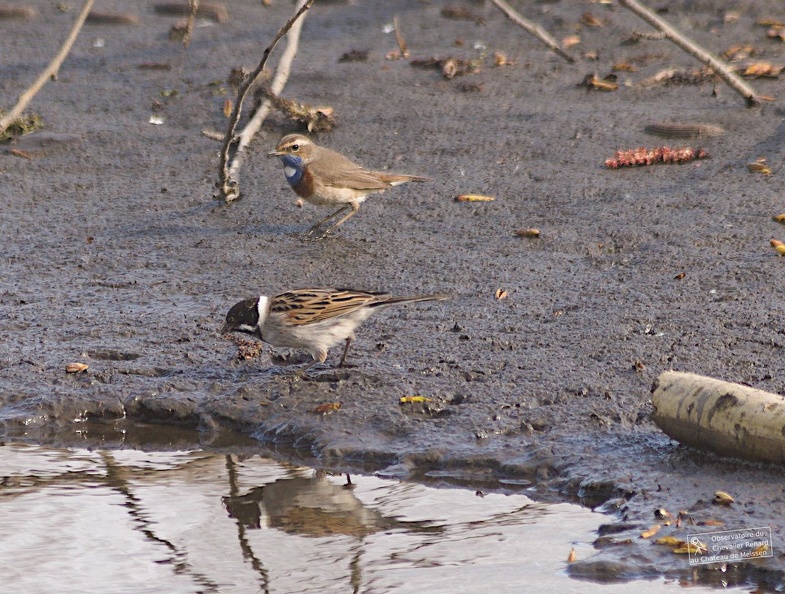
[268,134,432,237]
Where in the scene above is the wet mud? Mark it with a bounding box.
[1,0,785,587]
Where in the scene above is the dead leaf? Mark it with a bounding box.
[747,159,772,175]
[673,541,707,554]
[767,28,785,42]
[562,35,581,49]
[66,362,89,374]
[313,402,342,414]
[581,73,618,91]
[400,396,432,404]
[567,548,577,563]
[770,239,785,255]
[494,288,508,300]
[640,525,661,539]
[654,536,686,547]
[456,194,494,202]
[494,51,514,67]
[612,62,638,72]
[722,44,755,61]
[773,214,785,224]
[581,12,604,27]
[515,228,541,238]
[742,62,783,78]
[222,98,233,118]
[712,491,735,506]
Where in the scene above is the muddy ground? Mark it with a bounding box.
[1,0,784,587]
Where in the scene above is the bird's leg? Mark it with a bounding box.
[320,203,360,236]
[296,349,328,379]
[338,335,355,368]
[306,205,351,237]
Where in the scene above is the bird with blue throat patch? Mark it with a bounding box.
[268,134,432,238]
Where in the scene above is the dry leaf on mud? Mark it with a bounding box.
[612,62,638,72]
[750,543,770,557]
[654,536,685,547]
[313,402,342,415]
[712,491,735,506]
[494,289,508,300]
[640,525,661,539]
[400,396,432,404]
[673,541,707,555]
[580,12,604,27]
[741,62,783,78]
[581,73,618,91]
[65,362,89,373]
[747,159,772,175]
[563,35,581,49]
[773,214,785,224]
[722,44,756,61]
[654,508,673,520]
[767,28,785,42]
[455,194,494,202]
[515,228,541,238]
[567,548,577,563]
[769,239,785,255]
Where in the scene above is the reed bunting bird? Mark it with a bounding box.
[268,134,432,237]
[223,288,447,370]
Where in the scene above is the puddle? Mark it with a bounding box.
[0,443,737,593]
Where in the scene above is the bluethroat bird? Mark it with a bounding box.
[223,288,448,371]
[268,134,432,237]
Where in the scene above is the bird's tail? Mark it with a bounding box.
[381,173,433,185]
[371,293,449,308]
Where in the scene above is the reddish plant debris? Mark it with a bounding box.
[605,147,710,169]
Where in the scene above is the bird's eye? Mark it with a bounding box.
[291,144,300,152]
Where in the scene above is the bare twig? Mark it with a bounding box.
[183,0,199,49]
[0,0,95,135]
[618,0,761,107]
[218,0,314,202]
[393,16,409,59]
[488,0,575,63]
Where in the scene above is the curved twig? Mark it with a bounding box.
[489,0,575,63]
[0,0,95,134]
[218,0,314,203]
[618,0,761,107]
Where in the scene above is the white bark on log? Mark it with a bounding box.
[652,371,785,464]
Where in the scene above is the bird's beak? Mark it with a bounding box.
[267,149,283,158]
[221,322,235,334]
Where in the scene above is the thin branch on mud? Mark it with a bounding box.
[488,0,575,63]
[618,0,761,107]
[182,0,199,49]
[218,0,314,203]
[0,0,95,135]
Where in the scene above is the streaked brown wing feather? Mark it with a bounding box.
[272,289,385,326]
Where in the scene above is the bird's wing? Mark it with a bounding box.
[311,150,393,191]
[271,289,388,325]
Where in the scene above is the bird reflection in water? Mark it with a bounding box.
[223,467,440,538]
[221,460,442,594]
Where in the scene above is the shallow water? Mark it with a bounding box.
[0,443,741,594]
